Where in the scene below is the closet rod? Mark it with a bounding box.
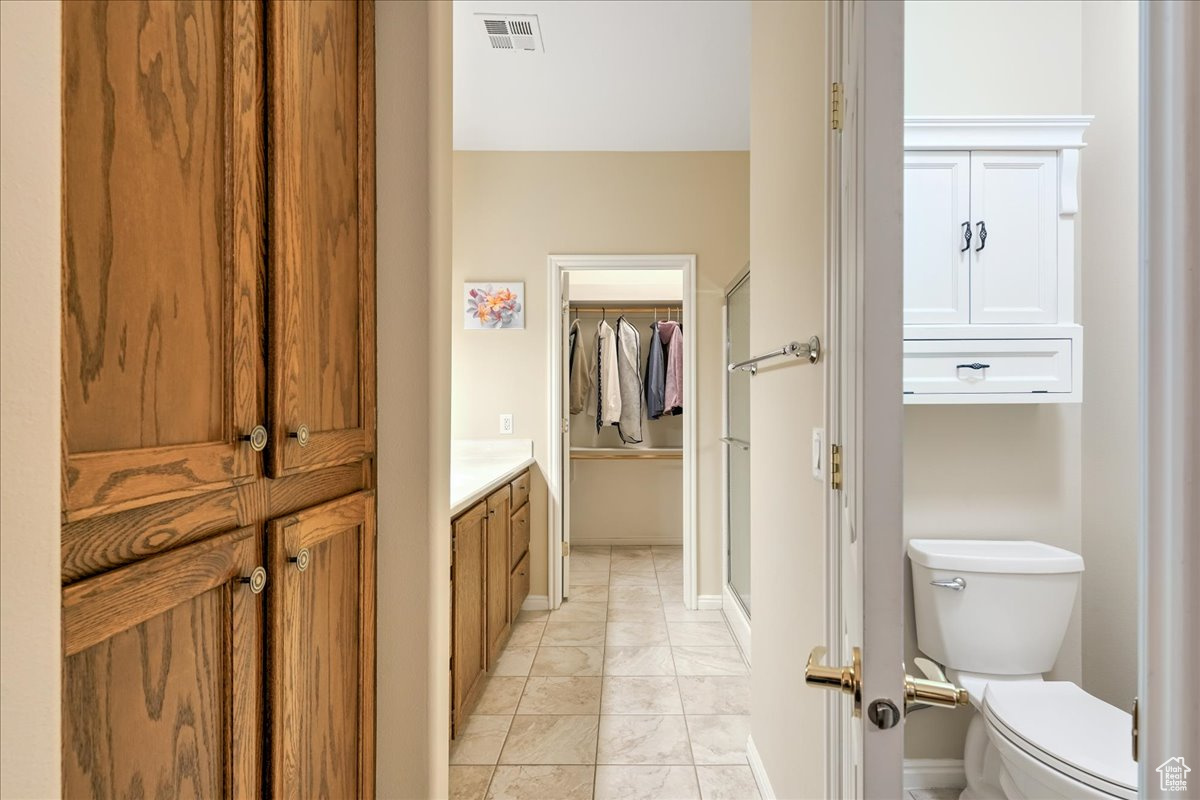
[570,449,683,460]
[569,305,681,314]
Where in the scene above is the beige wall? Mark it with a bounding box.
[906,0,1082,116]
[748,2,828,797]
[903,0,1138,761]
[1079,0,1139,712]
[376,2,453,797]
[0,2,63,797]
[451,151,750,597]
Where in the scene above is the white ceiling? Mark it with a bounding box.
[453,0,750,151]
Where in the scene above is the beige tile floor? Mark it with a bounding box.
[450,545,760,800]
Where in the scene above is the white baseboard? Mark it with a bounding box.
[746,734,776,800]
[521,594,549,611]
[721,584,751,665]
[572,536,683,547]
[697,594,723,610]
[903,758,966,790]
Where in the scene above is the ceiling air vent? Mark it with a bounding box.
[478,13,543,52]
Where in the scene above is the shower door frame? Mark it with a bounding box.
[722,266,752,659]
[545,254,699,611]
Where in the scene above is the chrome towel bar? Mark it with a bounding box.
[727,335,821,375]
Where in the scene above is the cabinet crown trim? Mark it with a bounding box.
[904,115,1094,150]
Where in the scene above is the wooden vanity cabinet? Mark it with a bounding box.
[451,502,488,737]
[485,486,513,667]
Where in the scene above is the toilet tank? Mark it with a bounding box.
[908,539,1084,676]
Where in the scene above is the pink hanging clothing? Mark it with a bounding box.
[659,321,684,415]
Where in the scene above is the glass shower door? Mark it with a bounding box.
[725,272,752,614]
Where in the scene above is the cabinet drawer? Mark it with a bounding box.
[510,471,530,511]
[903,339,1072,395]
[510,552,530,621]
[510,501,530,569]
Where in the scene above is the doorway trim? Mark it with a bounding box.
[546,254,698,610]
[721,265,752,660]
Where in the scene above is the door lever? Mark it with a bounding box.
[804,645,862,716]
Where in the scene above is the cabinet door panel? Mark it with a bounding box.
[904,152,971,324]
[268,0,376,477]
[486,488,512,667]
[969,151,1059,324]
[61,0,264,520]
[270,491,376,799]
[452,504,487,737]
[62,527,263,799]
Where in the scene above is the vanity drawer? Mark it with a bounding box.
[510,470,530,511]
[510,552,530,621]
[510,500,530,568]
[903,339,1072,395]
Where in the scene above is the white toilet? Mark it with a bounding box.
[908,539,1138,800]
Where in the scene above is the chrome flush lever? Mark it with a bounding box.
[930,577,966,591]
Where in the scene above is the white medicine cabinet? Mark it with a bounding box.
[902,116,1092,403]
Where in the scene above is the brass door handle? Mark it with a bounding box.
[288,547,311,572]
[237,566,268,594]
[239,425,269,452]
[804,645,862,714]
[288,424,311,447]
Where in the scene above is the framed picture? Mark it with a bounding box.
[464,282,525,330]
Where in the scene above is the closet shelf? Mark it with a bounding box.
[570,447,682,461]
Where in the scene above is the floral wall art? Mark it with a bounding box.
[464,282,525,330]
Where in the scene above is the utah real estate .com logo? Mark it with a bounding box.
[1158,756,1191,792]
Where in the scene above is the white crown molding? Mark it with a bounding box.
[904,115,1094,150]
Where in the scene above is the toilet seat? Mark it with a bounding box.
[983,682,1137,799]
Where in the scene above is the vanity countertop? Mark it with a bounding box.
[450,439,535,518]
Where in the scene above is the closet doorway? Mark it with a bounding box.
[547,254,698,610]
[723,268,752,655]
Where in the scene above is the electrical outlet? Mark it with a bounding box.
[500,414,514,435]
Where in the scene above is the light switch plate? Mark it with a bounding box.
[811,428,825,480]
[500,414,514,435]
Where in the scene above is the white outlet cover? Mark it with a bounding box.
[500,414,514,435]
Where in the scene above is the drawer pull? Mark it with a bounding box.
[976,220,987,251]
[288,424,311,447]
[239,425,269,452]
[956,362,990,371]
[960,221,972,252]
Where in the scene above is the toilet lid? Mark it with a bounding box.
[983,682,1137,797]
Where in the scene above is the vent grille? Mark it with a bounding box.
[479,14,542,52]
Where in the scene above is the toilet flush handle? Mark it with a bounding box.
[930,577,966,591]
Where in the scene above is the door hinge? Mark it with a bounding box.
[561,418,569,434]
[831,82,842,131]
[562,540,570,557]
[830,443,843,490]
[1131,696,1139,762]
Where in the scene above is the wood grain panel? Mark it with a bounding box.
[62,487,241,584]
[62,526,262,798]
[62,0,264,518]
[269,491,375,798]
[510,500,530,570]
[485,488,511,667]
[451,503,487,736]
[268,0,375,477]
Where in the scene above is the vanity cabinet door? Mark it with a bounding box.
[269,491,376,799]
[268,0,376,477]
[452,503,488,736]
[485,487,513,667]
[61,0,264,520]
[904,151,971,324]
[969,151,1059,324]
[62,527,264,799]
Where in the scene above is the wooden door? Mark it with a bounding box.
[452,503,487,737]
[61,0,264,521]
[903,151,971,324]
[268,0,376,477]
[269,491,376,799]
[969,151,1059,324]
[62,527,264,798]
[486,487,512,666]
